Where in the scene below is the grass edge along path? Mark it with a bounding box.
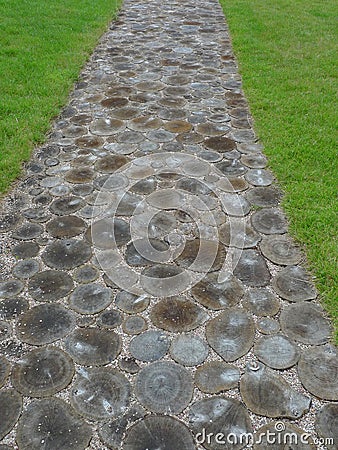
[220,0,338,342]
[0,0,121,194]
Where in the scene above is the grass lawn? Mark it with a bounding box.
[0,0,120,193]
[220,0,337,342]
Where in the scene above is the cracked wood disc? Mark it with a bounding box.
[206,308,255,361]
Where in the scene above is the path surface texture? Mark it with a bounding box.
[0,0,337,448]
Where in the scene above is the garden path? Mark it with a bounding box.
[0,0,337,448]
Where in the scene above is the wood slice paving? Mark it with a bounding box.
[0,0,336,448]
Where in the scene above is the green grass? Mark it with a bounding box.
[0,0,120,193]
[220,0,338,342]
